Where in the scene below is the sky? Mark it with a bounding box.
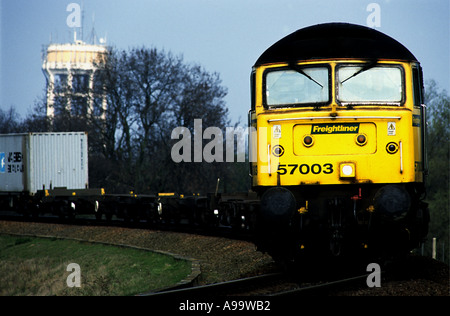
[1,0,449,125]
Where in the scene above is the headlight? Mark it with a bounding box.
[386,142,399,154]
[356,134,367,146]
[302,135,314,147]
[340,162,356,178]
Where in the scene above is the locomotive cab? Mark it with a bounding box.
[250,23,429,262]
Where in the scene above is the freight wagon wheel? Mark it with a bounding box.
[122,208,131,223]
[95,210,103,221]
[56,202,66,220]
[67,202,76,221]
[105,212,113,221]
[93,201,102,221]
[20,201,31,219]
[30,202,40,219]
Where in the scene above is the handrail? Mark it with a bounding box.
[268,116,401,123]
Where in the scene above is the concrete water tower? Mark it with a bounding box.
[42,40,108,120]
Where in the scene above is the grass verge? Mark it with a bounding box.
[0,234,191,296]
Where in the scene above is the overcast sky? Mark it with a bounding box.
[1,0,449,124]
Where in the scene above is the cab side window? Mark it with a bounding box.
[412,67,424,106]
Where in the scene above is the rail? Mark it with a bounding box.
[140,273,284,297]
[269,273,369,296]
[141,272,373,297]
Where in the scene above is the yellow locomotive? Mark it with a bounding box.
[250,23,429,262]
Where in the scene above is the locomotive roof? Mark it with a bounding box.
[254,23,417,66]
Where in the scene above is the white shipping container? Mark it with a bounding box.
[0,132,89,194]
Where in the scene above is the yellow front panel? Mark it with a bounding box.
[253,112,416,187]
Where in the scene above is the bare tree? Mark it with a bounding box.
[94,47,230,194]
[424,80,449,262]
[0,107,21,133]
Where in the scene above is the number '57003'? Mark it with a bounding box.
[277,163,334,175]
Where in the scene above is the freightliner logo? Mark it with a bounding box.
[311,123,360,134]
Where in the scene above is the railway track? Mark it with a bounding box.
[269,274,369,296]
[141,271,371,297]
[140,272,284,297]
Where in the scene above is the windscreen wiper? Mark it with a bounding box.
[288,62,323,88]
[341,59,378,84]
